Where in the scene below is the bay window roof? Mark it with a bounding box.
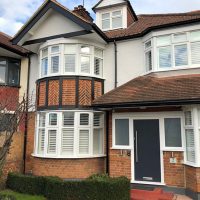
[93,74,200,107]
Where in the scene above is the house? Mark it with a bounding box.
[0,32,29,176]
[2,0,200,199]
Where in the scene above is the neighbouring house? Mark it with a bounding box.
[2,0,200,199]
[0,32,29,177]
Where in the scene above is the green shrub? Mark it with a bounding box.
[7,173,130,200]
[0,194,16,200]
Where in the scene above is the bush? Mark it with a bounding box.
[7,173,130,200]
[0,194,16,200]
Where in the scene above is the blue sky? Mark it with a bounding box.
[0,0,200,36]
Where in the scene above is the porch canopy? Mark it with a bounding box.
[93,74,200,108]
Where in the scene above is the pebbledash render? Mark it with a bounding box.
[1,0,200,199]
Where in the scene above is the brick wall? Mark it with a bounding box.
[127,7,135,27]
[32,157,105,179]
[163,151,185,187]
[62,79,76,105]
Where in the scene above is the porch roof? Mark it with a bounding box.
[93,74,200,108]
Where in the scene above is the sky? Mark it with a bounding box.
[0,0,200,36]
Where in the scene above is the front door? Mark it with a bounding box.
[134,119,161,182]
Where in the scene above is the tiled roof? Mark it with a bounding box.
[93,74,200,107]
[0,32,29,55]
[105,11,200,40]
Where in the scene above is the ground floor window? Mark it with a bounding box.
[35,111,104,158]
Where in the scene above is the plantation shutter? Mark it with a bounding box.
[51,56,59,73]
[145,51,152,71]
[62,129,74,155]
[38,129,45,154]
[93,129,103,155]
[174,44,188,66]
[81,56,90,74]
[186,129,195,163]
[79,130,89,154]
[80,113,89,126]
[159,46,172,68]
[185,111,192,126]
[65,55,75,73]
[191,42,200,64]
[63,112,74,127]
[48,130,57,154]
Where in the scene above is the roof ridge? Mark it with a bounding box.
[0,32,12,39]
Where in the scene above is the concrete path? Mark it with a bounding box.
[174,195,192,200]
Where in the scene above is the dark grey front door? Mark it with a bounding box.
[134,119,161,182]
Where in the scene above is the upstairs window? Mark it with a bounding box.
[41,48,48,77]
[50,45,60,74]
[64,45,76,73]
[144,40,152,71]
[0,57,20,86]
[102,10,122,30]
[94,48,103,76]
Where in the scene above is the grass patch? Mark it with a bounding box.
[0,190,46,200]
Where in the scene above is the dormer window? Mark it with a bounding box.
[101,10,123,30]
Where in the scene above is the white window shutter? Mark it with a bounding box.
[63,112,74,127]
[174,44,188,66]
[186,129,195,163]
[65,55,75,73]
[62,129,74,155]
[185,111,192,126]
[79,130,89,154]
[191,42,200,65]
[51,56,59,73]
[80,114,89,126]
[159,46,172,68]
[48,130,57,154]
[81,56,90,74]
[38,129,45,154]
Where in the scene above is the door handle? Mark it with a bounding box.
[135,131,139,162]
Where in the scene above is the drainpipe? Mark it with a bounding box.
[106,111,110,175]
[114,40,118,88]
[23,54,31,174]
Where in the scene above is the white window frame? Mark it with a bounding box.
[101,9,123,31]
[34,111,105,159]
[49,45,61,75]
[94,48,104,77]
[144,40,153,72]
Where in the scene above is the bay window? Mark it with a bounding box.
[40,44,104,78]
[35,111,104,158]
[101,10,123,30]
[0,57,20,86]
[145,30,200,72]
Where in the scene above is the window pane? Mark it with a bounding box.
[63,112,74,127]
[0,66,6,83]
[190,30,200,41]
[39,113,46,127]
[102,13,110,19]
[93,113,103,127]
[41,58,48,76]
[185,111,192,126]
[191,42,200,64]
[51,56,59,73]
[165,118,182,147]
[112,17,122,29]
[157,35,171,46]
[145,41,151,49]
[102,19,110,30]
[62,129,74,155]
[115,119,129,146]
[80,113,89,126]
[175,44,188,66]
[81,56,90,73]
[94,57,103,76]
[49,113,57,126]
[42,48,48,57]
[112,10,121,17]
[65,55,75,73]
[51,46,60,53]
[94,48,103,58]
[159,46,172,68]
[93,129,103,155]
[81,46,90,54]
[8,60,20,85]
[79,130,89,154]
[48,130,57,154]
[145,51,152,71]
[65,45,76,54]
[174,33,187,43]
[186,129,195,163]
[38,129,45,154]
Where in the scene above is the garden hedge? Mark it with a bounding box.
[0,194,16,200]
[6,173,130,200]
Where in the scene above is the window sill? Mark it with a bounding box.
[111,146,133,150]
[161,148,184,152]
[184,162,199,168]
[0,83,20,88]
[32,153,106,159]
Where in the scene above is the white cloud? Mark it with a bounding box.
[0,0,200,36]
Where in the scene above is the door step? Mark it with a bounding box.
[131,188,174,200]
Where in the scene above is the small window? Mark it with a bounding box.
[63,112,74,127]
[158,46,172,68]
[185,111,192,126]
[0,65,6,83]
[115,119,129,146]
[51,56,59,73]
[145,51,152,71]
[145,41,152,49]
[191,42,200,65]
[81,46,90,54]
[174,44,188,66]
[157,35,171,46]
[93,129,103,155]
[112,10,122,29]
[80,113,89,126]
[93,113,103,127]
[102,13,110,30]
[185,129,195,163]
[39,113,46,127]
[79,130,89,154]
[41,58,48,76]
[49,113,57,126]
[164,118,182,147]
[51,46,60,53]
[190,30,200,41]
[94,48,103,76]
[173,33,187,43]
[81,56,90,74]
